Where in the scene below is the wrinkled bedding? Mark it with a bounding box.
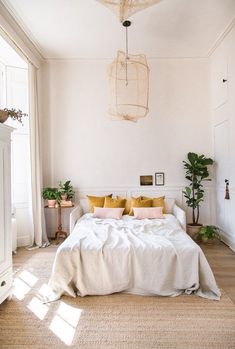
[47,214,220,301]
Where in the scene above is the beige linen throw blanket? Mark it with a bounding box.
[45,214,220,302]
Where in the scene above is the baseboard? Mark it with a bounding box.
[220,233,235,252]
[17,235,31,247]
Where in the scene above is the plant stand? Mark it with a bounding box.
[55,205,75,244]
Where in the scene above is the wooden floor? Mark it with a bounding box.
[1,242,234,349]
[200,240,235,303]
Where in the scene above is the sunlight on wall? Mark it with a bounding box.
[27,296,49,320]
[49,302,83,345]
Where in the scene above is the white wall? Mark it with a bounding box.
[211,24,235,250]
[41,57,214,224]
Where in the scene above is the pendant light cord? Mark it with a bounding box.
[125,25,128,86]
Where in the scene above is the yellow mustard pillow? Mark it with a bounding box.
[104,196,126,209]
[117,196,132,215]
[87,194,112,213]
[142,196,166,214]
[129,197,152,216]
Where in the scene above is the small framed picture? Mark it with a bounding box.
[155,172,165,186]
[140,175,153,186]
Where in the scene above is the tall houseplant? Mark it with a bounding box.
[183,152,213,238]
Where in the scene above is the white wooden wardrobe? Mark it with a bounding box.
[0,123,13,303]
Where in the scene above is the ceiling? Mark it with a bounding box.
[2,0,235,59]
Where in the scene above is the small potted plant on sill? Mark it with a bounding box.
[42,187,60,208]
[58,180,75,205]
[0,108,28,124]
[183,152,213,239]
[197,225,220,243]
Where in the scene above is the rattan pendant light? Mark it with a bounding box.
[108,21,149,122]
[96,0,161,22]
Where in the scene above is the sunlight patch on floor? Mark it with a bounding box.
[12,277,31,300]
[38,283,54,297]
[27,296,49,320]
[49,314,76,345]
[49,301,83,345]
[57,302,83,327]
[19,270,38,287]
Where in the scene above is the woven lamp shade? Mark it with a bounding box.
[108,51,149,122]
[96,0,162,22]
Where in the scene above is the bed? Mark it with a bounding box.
[46,199,220,302]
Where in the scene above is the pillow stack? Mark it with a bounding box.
[87,194,112,213]
[87,194,166,219]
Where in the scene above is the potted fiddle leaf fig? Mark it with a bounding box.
[183,152,213,239]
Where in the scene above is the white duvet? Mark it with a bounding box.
[47,214,220,301]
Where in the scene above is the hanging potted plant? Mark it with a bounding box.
[0,108,28,124]
[42,187,61,208]
[183,152,213,239]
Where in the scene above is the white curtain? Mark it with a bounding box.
[28,62,49,247]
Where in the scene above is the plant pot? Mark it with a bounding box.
[61,194,67,201]
[201,236,208,243]
[201,237,216,244]
[187,223,202,240]
[0,110,9,123]
[48,199,56,208]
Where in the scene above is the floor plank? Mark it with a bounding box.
[200,240,235,303]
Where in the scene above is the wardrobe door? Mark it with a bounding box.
[0,139,11,273]
[0,142,5,270]
[214,121,229,233]
[0,125,13,304]
[211,54,228,109]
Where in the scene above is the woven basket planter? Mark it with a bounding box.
[0,110,9,123]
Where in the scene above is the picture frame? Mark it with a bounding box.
[140,175,153,186]
[155,172,165,186]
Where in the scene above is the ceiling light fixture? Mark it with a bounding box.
[96,0,162,22]
[108,20,149,122]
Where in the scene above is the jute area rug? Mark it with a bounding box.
[0,245,235,349]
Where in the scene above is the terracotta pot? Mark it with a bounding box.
[48,199,56,208]
[187,224,202,240]
[0,110,9,123]
[61,194,67,200]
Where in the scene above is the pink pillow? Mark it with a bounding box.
[93,207,124,219]
[133,207,164,219]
